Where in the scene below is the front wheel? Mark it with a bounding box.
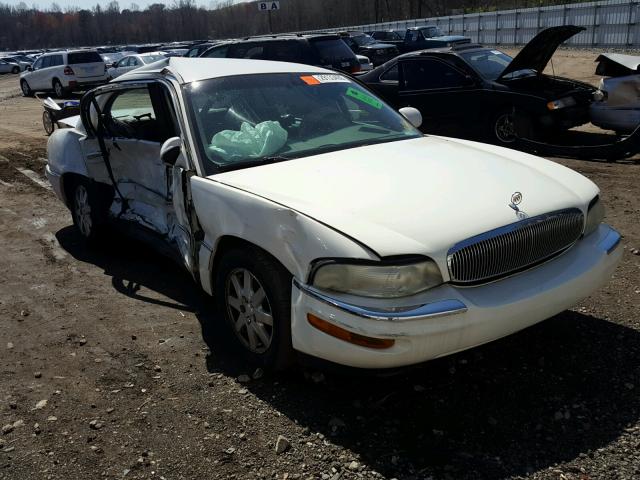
[11,66,19,74]
[69,179,107,244]
[214,246,294,371]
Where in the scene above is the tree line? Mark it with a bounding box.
[0,0,578,51]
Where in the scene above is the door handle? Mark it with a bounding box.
[86,152,103,159]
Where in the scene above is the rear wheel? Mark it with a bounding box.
[214,246,294,371]
[42,111,55,135]
[11,66,19,74]
[20,80,33,97]
[53,79,65,98]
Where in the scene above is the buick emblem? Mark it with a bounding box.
[509,191,523,212]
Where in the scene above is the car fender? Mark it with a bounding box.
[190,176,379,295]
[47,128,90,203]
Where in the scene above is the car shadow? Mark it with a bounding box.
[56,225,640,479]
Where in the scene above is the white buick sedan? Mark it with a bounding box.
[46,58,622,370]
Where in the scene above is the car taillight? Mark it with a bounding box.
[63,66,74,76]
[350,63,361,74]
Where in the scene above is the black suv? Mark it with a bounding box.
[200,34,361,74]
[336,31,399,66]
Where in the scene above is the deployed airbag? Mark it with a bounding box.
[209,121,288,163]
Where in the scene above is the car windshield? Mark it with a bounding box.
[185,72,420,174]
[353,34,375,46]
[421,26,445,38]
[460,49,517,80]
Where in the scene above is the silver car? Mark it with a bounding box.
[0,58,22,74]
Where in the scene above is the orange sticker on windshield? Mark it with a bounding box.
[300,75,321,85]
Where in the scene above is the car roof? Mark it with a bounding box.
[115,57,335,84]
[395,44,487,59]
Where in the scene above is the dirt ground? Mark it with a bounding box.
[0,49,639,480]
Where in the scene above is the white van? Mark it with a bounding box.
[20,50,108,97]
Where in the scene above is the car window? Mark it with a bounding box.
[51,55,64,67]
[310,38,356,67]
[380,64,399,82]
[41,56,52,68]
[266,41,302,62]
[68,51,102,64]
[130,57,141,66]
[186,47,199,58]
[117,57,128,67]
[228,44,265,59]
[401,59,468,90]
[202,45,229,58]
[107,89,158,141]
[409,31,419,42]
[184,72,420,174]
[32,58,43,70]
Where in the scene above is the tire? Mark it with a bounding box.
[68,178,107,244]
[11,66,19,74]
[214,246,294,371]
[43,111,55,135]
[489,109,518,146]
[20,80,33,97]
[53,79,65,98]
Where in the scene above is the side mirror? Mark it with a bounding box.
[160,136,182,166]
[27,66,33,71]
[399,106,422,128]
[111,62,118,68]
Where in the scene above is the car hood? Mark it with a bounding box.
[431,35,469,42]
[210,136,597,259]
[499,25,584,81]
[361,42,396,50]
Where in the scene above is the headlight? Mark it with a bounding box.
[311,259,443,298]
[547,96,577,110]
[584,195,605,236]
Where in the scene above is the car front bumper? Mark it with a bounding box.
[45,165,65,204]
[590,102,640,133]
[290,223,621,369]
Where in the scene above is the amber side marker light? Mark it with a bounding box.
[307,313,395,350]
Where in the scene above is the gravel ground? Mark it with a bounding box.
[0,48,639,480]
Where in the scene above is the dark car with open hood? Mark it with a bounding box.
[360,26,597,146]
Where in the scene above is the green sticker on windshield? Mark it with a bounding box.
[346,87,382,109]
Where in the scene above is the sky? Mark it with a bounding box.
[4,0,246,9]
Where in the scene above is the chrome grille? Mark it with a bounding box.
[447,209,584,284]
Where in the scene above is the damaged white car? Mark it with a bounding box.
[591,53,640,134]
[46,58,622,370]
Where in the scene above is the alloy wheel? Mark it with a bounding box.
[495,113,516,143]
[54,81,63,98]
[74,185,92,238]
[225,267,274,354]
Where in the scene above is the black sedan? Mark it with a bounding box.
[360,26,596,146]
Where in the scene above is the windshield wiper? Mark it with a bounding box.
[217,155,291,172]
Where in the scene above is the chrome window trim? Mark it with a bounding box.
[293,279,467,322]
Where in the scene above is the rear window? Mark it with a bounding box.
[310,38,355,65]
[68,52,103,64]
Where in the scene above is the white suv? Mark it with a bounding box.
[20,50,108,98]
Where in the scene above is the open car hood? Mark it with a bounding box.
[595,53,640,77]
[498,26,584,81]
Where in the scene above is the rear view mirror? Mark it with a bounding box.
[160,136,182,166]
[399,107,422,128]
